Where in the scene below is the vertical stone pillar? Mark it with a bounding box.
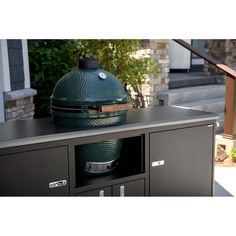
[4,89,36,121]
[141,39,170,107]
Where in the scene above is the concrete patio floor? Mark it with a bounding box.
[214,167,236,196]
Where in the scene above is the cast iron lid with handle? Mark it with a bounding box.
[51,56,132,114]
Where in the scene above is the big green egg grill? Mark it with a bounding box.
[50,56,132,177]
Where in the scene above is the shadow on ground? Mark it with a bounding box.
[213,181,233,196]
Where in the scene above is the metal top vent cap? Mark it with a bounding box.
[78,56,99,69]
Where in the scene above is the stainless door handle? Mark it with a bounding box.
[99,190,104,197]
[120,185,125,197]
[49,180,67,189]
[152,160,165,167]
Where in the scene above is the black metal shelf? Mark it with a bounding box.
[76,165,144,188]
[74,173,146,194]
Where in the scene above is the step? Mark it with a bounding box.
[158,85,225,105]
[168,72,225,89]
[173,97,225,114]
[169,74,218,89]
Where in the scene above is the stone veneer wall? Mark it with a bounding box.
[139,39,170,107]
[225,40,236,70]
[4,88,37,121]
[205,40,236,74]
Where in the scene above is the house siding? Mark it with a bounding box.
[7,40,25,90]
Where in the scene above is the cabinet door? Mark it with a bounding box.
[112,179,145,196]
[76,186,111,196]
[0,146,69,196]
[150,125,213,196]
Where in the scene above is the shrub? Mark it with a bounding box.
[28,40,78,118]
[230,147,236,162]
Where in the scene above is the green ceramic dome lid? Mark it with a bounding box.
[51,57,128,107]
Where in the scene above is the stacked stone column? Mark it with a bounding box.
[4,88,36,121]
[140,39,170,107]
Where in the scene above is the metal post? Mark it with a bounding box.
[223,75,236,139]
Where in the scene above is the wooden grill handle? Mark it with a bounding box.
[100,103,133,112]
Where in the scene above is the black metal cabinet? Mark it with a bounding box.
[150,125,214,196]
[0,107,217,196]
[76,179,145,197]
[0,146,69,196]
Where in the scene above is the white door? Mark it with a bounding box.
[169,39,191,70]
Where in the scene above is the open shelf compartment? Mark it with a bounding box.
[75,135,145,188]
